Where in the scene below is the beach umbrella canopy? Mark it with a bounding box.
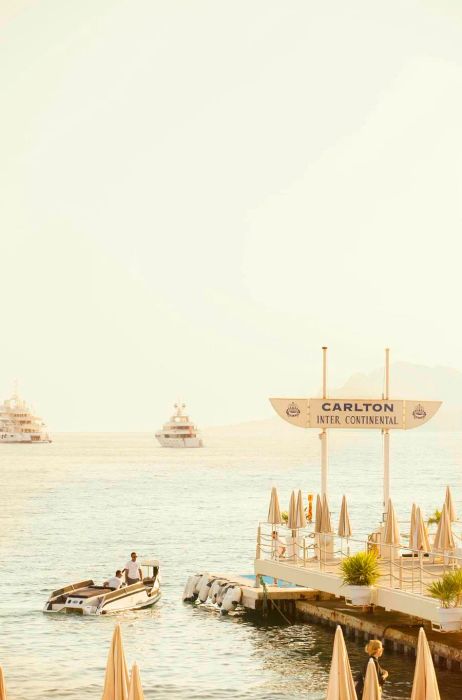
[287,491,297,530]
[295,489,307,529]
[325,625,358,700]
[338,495,352,538]
[415,507,431,553]
[383,498,400,546]
[409,503,418,551]
[321,493,333,534]
[315,494,323,534]
[410,627,441,700]
[267,487,282,525]
[361,658,381,700]
[128,663,145,700]
[101,624,130,700]
[0,666,7,700]
[444,486,457,523]
[433,503,455,551]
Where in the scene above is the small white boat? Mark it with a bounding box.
[155,402,203,448]
[43,560,161,615]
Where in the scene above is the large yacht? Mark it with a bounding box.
[0,387,51,443]
[155,402,203,448]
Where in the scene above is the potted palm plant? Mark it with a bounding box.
[428,572,462,632]
[340,551,380,606]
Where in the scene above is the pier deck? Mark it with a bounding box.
[210,573,314,610]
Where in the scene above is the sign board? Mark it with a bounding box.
[269,397,442,430]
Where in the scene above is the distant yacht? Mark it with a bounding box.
[155,402,203,448]
[0,387,51,443]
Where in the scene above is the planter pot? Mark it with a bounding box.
[343,585,373,606]
[433,607,462,632]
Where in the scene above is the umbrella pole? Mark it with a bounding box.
[321,346,328,497]
[419,550,423,595]
[292,529,297,563]
[383,348,391,514]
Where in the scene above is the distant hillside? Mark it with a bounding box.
[334,362,462,430]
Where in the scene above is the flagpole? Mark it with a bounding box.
[383,348,390,512]
[320,346,328,497]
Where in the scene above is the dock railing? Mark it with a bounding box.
[256,522,462,598]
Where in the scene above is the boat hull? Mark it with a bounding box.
[44,583,161,616]
[155,435,203,448]
[0,433,51,443]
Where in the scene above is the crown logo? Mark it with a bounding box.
[286,401,301,418]
[412,403,426,420]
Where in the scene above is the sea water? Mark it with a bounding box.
[0,424,461,699]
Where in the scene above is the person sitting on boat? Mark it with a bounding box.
[104,570,124,590]
[123,552,143,585]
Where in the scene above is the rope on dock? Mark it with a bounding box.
[259,576,293,625]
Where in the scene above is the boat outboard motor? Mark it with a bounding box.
[216,583,233,607]
[198,576,216,603]
[182,574,201,602]
[221,585,242,613]
[195,573,209,596]
[210,579,227,604]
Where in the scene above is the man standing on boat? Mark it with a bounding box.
[123,552,143,585]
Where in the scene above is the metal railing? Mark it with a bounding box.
[255,522,462,598]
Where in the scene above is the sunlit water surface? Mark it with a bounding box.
[0,426,461,699]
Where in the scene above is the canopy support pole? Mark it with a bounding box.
[383,348,390,512]
[320,346,328,497]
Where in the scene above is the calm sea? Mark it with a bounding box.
[0,425,461,699]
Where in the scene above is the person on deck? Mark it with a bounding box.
[355,639,388,695]
[123,552,143,585]
[271,530,286,558]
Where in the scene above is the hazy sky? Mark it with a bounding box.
[1,1,462,430]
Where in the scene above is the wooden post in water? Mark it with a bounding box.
[255,525,262,588]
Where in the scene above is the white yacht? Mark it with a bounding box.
[44,560,161,615]
[155,402,203,448]
[0,387,51,443]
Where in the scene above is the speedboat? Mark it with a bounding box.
[43,559,161,615]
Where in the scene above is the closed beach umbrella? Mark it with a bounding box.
[383,499,400,546]
[410,627,441,700]
[128,663,145,700]
[361,658,381,700]
[338,495,352,538]
[444,486,457,523]
[321,493,333,534]
[102,624,129,700]
[433,503,455,551]
[296,489,307,529]
[315,494,323,534]
[325,625,358,700]
[415,507,431,553]
[409,503,418,551]
[287,491,297,530]
[0,666,8,700]
[267,487,282,525]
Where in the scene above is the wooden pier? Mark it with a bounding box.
[210,573,314,611]
[295,596,462,672]
[200,573,462,671]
